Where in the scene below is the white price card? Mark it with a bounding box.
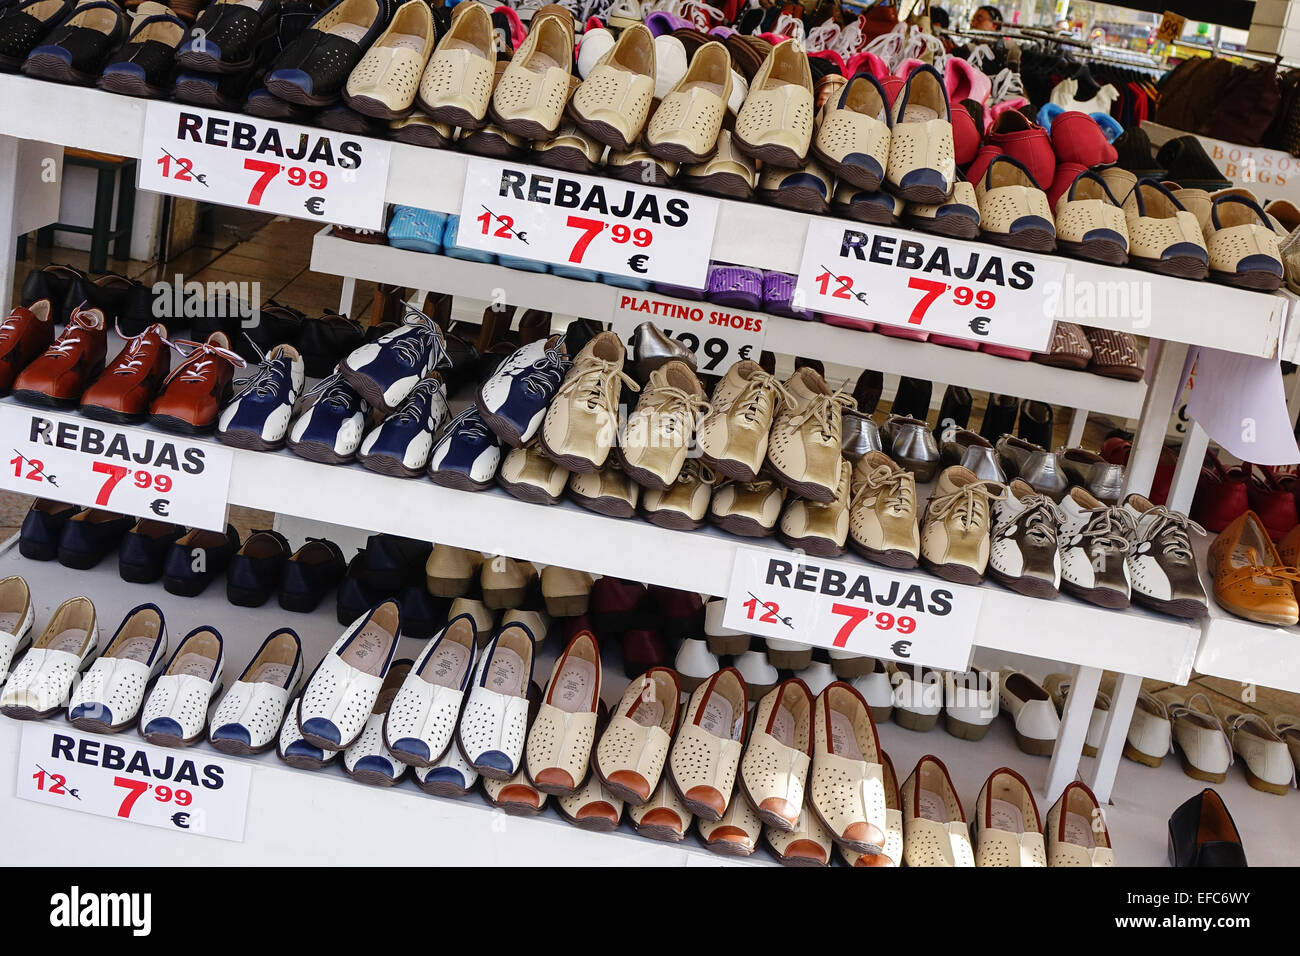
[17,724,251,842]
[609,291,767,374]
[722,546,982,671]
[138,102,391,229]
[458,157,719,288]
[0,404,233,531]
[795,217,1066,352]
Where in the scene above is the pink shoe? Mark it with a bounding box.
[492,5,526,50]
[823,314,876,332]
[894,57,926,78]
[809,49,846,75]
[980,344,1033,360]
[876,324,929,342]
[846,51,889,81]
[929,334,980,350]
[944,56,991,107]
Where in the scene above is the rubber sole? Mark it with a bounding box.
[357,452,424,479]
[57,549,106,571]
[342,90,411,122]
[945,713,992,740]
[632,821,686,842]
[286,438,354,466]
[533,143,597,174]
[697,451,760,484]
[1014,729,1057,756]
[829,656,875,680]
[175,50,252,74]
[644,138,713,166]
[23,53,94,85]
[1058,236,1128,266]
[428,469,494,492]
[68,713,136,735]
[765,648,811,670]
[641,508,703,531]
[149,414,214,435]
[496,473,562,505]
[833,201,899,226]
[481,585,528,610]
[709,511,776,538]
[922,558,984,586]
[554,800,621,831]
[490,110,558,143]
[1178,750,1226,784]
[681,171,754,201]
[813,146,882,192]
[1122,741,1163,767]
[344,767,405,787]
[414,775,473,797]
[848,539,920,570]
[731,132,805,171]
[421,101,487,131]
[209,735,276,757]
[12,389,76,408]
[988,566,1060,600]
[893,708,940,732]
[980,227,1057,254]
[605,157,674,187]
[1061,579,1131,610]
[536,428,602,475]
[79,404,146,425]
[777,531,845,558]
[568,489,637,519]
[143,723,207,749]
[1130,254,1209,280]
[392,124,454,149]
[760,186,829,215]
[460,128,521,159]
[1131,592,1207,620]
[905,211,979,240]
[216,427,284,452]
[264,77,338,108]
[1243,765,1291,795]
[1211,268,1283,291]
[97,71,168,99]
[567,107,635,152]
[706,634,751,656]
[700,834,756,857]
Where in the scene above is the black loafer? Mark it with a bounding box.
[278,537,346,612]
[98,5,188,99]
[23,0,127,85]
[118,518,185,583]
[19,263,85,317]
[163,525,242,596]
[0,0,74,71]
[298,311,364,378]
[362,533,433,592]
[177,0,280,74]
[57,508,135,569]
[336,551,382,625]
[19,498,79,561]
[226,529,292,607]
[1168,789,1247,867]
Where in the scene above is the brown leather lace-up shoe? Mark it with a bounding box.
[12,306,107,407]
[149,331,246,434]
[80,321,175,424]
[0,299,56,393]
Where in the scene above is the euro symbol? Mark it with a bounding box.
[968,315,991,336]
[627,254,649,273]
[890,640,913,658]
[738,344,752,360]
[150,498,170,516]
[171,812,191,829]
[304,196,326,216]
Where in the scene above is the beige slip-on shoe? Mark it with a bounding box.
[525,631,601,795]
[667,667,749,821]
[902,754,975,867]
[594,667,680,804]
[569,22,655,150]
[699,782,763,856]
[417,0,496,129]
[645,40,734,164]
[426,544,483,598]
[540,566,594,618]
[765,804,833,866]
[885,63,955,204]
[733,37,814,168]
[973,766,1046,867]
[1046,781,1114,866]
[479,556,537,610]
[840,751,903,867]
[489,6,574,140]
[629,770,693,842]
[808,681,889,855]
[739,678,814,830]
[344,0,434,119]
[975,154,1056,253]
[1122,179,1209,279]
[678,120,755,199]
[812,70,891,190]
[1054,168,1129,264]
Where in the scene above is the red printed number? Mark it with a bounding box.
[906,277,948,325]
[814,271,855,299]
[113,776,150,818]
[92,462,129,506]
[742,596,781,623]
[830,602,917,646]
[9,455,44,481]
[565,216,605,263]
[243,158,282,206]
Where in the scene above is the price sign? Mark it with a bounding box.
[796,218,1065,352]
[0,404,233,530]
[458,158,719,288]
[139,102,391,229]
[609,292,766,374]
[722,546,982,671]
[1156,10,1186,43]
[17,724,251,842]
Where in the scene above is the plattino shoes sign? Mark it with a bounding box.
[609,292,766,374]
[723,546,983,671]
[458,157,720,287]
[796,218,1066,352]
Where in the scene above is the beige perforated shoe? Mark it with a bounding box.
[812,71,891,190]
[667,667,748,821]
[541,331,636,473]
[497,441,570,505]
[699,782,763,856]
[905,178,980,238]
[678,122,756,199]
[343,0,434,119]
[567,458,640,517]
[921,466,1005,583]
[484,768,548,815]
[594,667,680,804]
[709,476,785,537]
[1054,168,1129,264]
[779,458,851,557]
[696,359,789,482]
[524,630,600,795]
[416,1,496,128]
[641,459,715,530]
[604,143,676,185]
[556,771,623,831]
[1200,193,1285,290]
[1046,781,1114,867]
[1122,180,1209,279]
[841,752,902,867]
[569,22,655,150]
[532,121,605,173]
[973,767,1047,867]
[629,771,692,841]
[976,154,1056,252]
[901,754,974,867]
[489,7,574,140]
[848,451,920,568]
[808,682,888,855]
[765,366,853,503]
[885,63,954,204]
[739,679,813,830]
[619,360,709,490]
[734,38,814,168]
[479,556,537,610]
[766,804,833,866]
[645,40,734,164]
[426,545,483,598]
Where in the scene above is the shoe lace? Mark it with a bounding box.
[1217,547,1300,590]
[927,479,1006,530]
[990,67,1025,105]
[773,11,804,39]
[1073,506,1135,556]
[1000,495,1060,546]
[864,22,907,70]
[642,385,713,438]
[835,15,866,56]
[300,370,358,411]
[161,337,246,387]
[44,307,101,358]
[111,318,179,377]
[391,309,449,371]
[677,459,716,487]
[447,406,491,442]
[850,462,913,516]
[967,43,996,72]
[788,385,856,443]
[1135,506,1205,561]
[0,310,26,344]
[393,378,444,426]
[555,356,640,412]
[732,370,791,426]
[521,342,571,399]
[904,24,945,61]
[229,339,290,401]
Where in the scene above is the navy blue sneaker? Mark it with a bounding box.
[163,525,242,597]
[339,306,450,414]
[226,529,292,607]
[356,373,449,477]
[475,334,570,447]
[217,343,306,451]
[118,518,185,584]
[286,370,369,464]
[278,538,346,613]
[428,406,503,492]
[18,499,78,561]
[57,509,134,570]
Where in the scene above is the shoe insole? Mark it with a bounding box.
[444,37,486,55]
[484,646,525,697]
[173,653,215,679]
[0,611,20,633]
[629,693,664,728]
[828,709,864,760]
[328,22,368,43]
[1231,543,1282,584]
[901,104,938,123]
[341,622,393,676]
[248,661,293,687]
[769,704,795,748]
[28,0,65,19]
[1063,810,1096,849]
[550,657,595,713]
[113,635,157,663]
[420,641,470,690]
[48,629,89,655]
[988,797,1024,833]
[699,692,734,738]
[917,789,947,823]
[384,31,424,51]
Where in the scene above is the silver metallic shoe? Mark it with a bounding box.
[630,322,696,385]
[942,430,1005,482]
[995,434,1042,478]
[1018,449,1069,501]
[841,410,882,461]
[883,415,941,482]
[1058,447,1125,505]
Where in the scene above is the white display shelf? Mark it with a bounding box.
[0,73,1285,359]
[1279,289,1299,364]
[311,230,1151,420]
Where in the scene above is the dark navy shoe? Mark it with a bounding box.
[57,509,134,569]
[22,0,126,85]
[217,343,306,451]
[396,583,448,640]
[286,370,368,465]
[226,529,292,607]
[18,499,78,561]
[0,0,74,71]
[361,533,432,592]
[177,0,280,74]
[428,406,503,492]
[297,310,364,378]
[278,537,346,613]
[163,525,241,597]
[356,373,450,478]
[336,552,382,625]
[118,518,185,583]
[264,0,386,107]
[97,5,187,98]
[475,335,570,448]
[339,305,451,415]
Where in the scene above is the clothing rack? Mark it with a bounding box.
[942,24,1164,74]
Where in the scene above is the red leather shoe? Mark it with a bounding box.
[1192,453,1250,533]
[590,577,648,632]
[1244,463,1298,541]
[968,110,1055,189]
[1050,110,1118,169]
[80,322,174,424]
[148,331,246,434]
[621,628,668,677]
[11,306,106,407]
[1100,436,1176,504]
[0,299,56,393]
[649,585,705,638]
[1048,160,1089,209]
[951,103,981,166]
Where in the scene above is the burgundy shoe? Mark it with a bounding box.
[80,322,174,423]
[649,585,705,639]
[621,628,668,677]
[11,306,106,407]
[1244,463,1298,542]
[590,577,649,632]
[0,299,56,393]
[1192,453,1250,533]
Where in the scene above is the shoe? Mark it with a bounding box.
[555,769,624,831]
[1168,789,1246,867]
[225,529,292,608]
[57,508,133,570]
[1243,464,1298,542]
[765,804,833,866]
[138,626,224,747]
[696,359,787,482]
[340,659,412,787]
[564,457,637,517]
[362,533,431,592]
[619,360,708,490]
[342,0,433,119]
[766,367,852,503]
[944,668,999,740]
[738,678,813,830]
[1273,716,1300,779]
[382,613,477,767]
[525,630,601,795]
[1053,169,1129,265]
[1224,712,1293,795]
[0,0,75,70]
[830,181,902,223]
[645,40,733,163]
[1120,495,1208,618]
[988,479,1061,598]
[0,596,97,720]
[490,5,574,139]
[476,335,570,447]
[568,21,654,150]
[626,323,695,387]
[0,300,55,393]
[426,406,502,491]
[1057,488,1134,608]
[1197,194,1284,290]
[18,500,79,562]
[297,599,402,749]
[23,0,127,84]
[1193,454,1250,533]
[480,555,537,609]
[1043,674,1109,757]
[882,416,939,481]
[411,736,477,795]
[340,306,448,415]
[276,538,346,613]
[162,526,240,596]
[629,771,692,841]
[265,0,386,106]
[972,767,1046,867]
[975,154,1056,252]
[698,782,762,856]
[97,2,187,97]
[885,63,953,204]
[1157,135,1232,191]
[940,429,1004,482]
[535,566,590,618]
[967,108,1056,189]
[905,179,980,238]
[297,311,364,378]
[0,577,34,684]
[357,373,449,477]
[1034,321,1093,370]
[920,467,1004,583]
[673,636,716,694]
[805,681,888,853]
[215,343,304,450]
[667,667,748,821]
[497,440,570,505]
[78,321,172,423]
[1122,179,1209,279]
[733,37,814,168]
[277,690,341,770]
[540,330,635,473]
[756,156,832,213]
[1059,447,1124,504]
[593,667,679,804]
[1209,510,1299,621]
[416,1,494,128]
[590,576,648,632]
[208,628,303,755]
[998,668,1060,756]
[996,436,1066,500]
[149,332,245,434]
[456,621,538,779]
[176,0,277,72]
[901,754,974,866]
[890,663,942,731]
[66,603,166,734]
[11,306,106,407]
[641,459,716,530]
[1124,690,1172,768]
[1170,692,1231,784]
[778,459,850,557]
[812,70,890,190]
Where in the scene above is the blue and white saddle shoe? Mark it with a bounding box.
[428,405,503,492]
[208,628,304,756]
[297,599,402,750]
[383,612,478,766]
[286,370,369,465]
[139,626,225,748]
[357,372,450,477]
[339,306,451,414]
[476,333,570,447]
[455,622,536,780]
[343,659,413,787]
[217,343,306,451]
[67,603,167,735]
[276,693,340,770]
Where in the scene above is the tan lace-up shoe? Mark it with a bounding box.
[848,451,920,568]
[641,459,716,530]
[619,360,709,490]
[921,466,1005,583]
[765,366,854,503]
[696,359,789,482]
[497,441,570,505]
[567,458,640,517]
[779,458,851,556]
[540,330,637,473]
[709,476,785,537]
